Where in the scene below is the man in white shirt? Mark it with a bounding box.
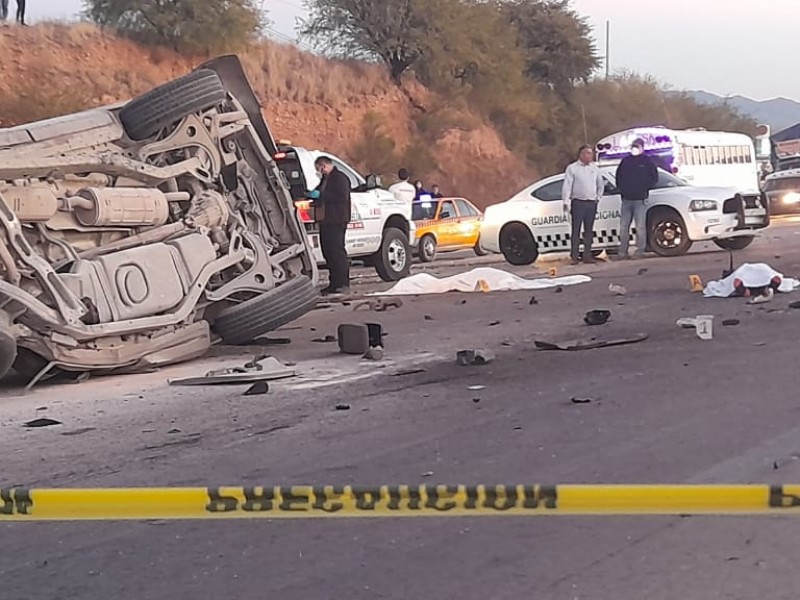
[562,145,605,265]
[388,168,416,208]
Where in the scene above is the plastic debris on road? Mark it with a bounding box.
[370,267,591,296]
[703,263,800,298]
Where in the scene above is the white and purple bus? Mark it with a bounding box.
[595,127,760,194]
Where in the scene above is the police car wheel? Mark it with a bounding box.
[713,236,754,251]
[500,223,538,265]
[374,227,411,282]
[648,209,693,257]
[419,234,437,263]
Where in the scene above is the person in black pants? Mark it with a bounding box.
[313,156,352,295]
[15,0,24,24]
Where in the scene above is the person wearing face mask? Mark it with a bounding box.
[614,139,658,260]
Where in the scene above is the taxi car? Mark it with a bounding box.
[480,166,769,265]
[412,196,487,262]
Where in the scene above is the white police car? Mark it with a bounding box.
[273,143,416,281]
[479,166,769,265]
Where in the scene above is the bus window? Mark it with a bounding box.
[724,146,733,164]
[711,147,720,165]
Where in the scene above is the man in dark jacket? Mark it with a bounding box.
[615,138,658,259]
[313,156,352,295]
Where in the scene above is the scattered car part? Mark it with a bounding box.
[456,349,495,366]
[584,310,611,326]
[168,355,296,386]
[534,333,648,351]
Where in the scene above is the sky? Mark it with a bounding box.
[30,0,800,101]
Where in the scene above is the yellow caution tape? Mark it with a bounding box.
[4,485,800,521]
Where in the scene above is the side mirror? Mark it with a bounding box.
[366,174,381,190]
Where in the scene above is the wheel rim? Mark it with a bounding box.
[654,220,685,250]
[422,238,436,260]
[388,239,407,272]
[504,231,530,259]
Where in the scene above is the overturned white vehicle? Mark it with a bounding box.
[0,56,318,383]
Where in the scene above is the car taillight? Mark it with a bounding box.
[295,200,313,223]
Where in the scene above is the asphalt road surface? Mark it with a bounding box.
[4,218,800,599]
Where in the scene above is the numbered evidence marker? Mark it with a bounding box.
[695,315,714,340]
[689,274,704,293]
[549,267,558,278]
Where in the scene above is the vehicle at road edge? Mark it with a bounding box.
[763,168,800,214]
[412,196,488,262]
[0,55,318,382]
[274,144,416,281]
[480,167,770,265]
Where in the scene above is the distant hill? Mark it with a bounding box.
[687,91,800,133]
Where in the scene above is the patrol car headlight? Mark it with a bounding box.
[689,200,718,212]
[782,192,800,204]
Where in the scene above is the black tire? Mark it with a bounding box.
[212,275,319,345]
[713,236,755,251]
[0,326,16,380]
[648,209,693,257]
[499,222,539,265]
[419,234,437,263]
[473,236,489,256]
[119,69,227,141]
[374,227,411,282]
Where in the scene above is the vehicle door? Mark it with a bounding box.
[528,177,571,253]
[436,199,459,249]
[454,198,482,249]
[594,173,624,249]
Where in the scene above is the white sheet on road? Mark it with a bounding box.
[703,263,800,298]
[371,267,592,296]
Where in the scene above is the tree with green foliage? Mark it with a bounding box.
[500,0,598,93]
[83,0,265,55]
[300,0,428,84]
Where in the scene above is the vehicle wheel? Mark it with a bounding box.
[473,236,489,256]
[648,209,693,257]
[499,223,539,265]
[119,69,227,141]
[373,227,411,282]
[713,236,755,251]
[419,234,437,263]
[0,325,16,380]
[213,275,319,345]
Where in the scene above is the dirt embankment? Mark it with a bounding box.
[0,23,534,206]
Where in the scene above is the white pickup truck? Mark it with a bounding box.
[273,143,416,282]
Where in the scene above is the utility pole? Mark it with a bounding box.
[605,20,610,78]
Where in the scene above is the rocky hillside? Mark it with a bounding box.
[0,23,533,207]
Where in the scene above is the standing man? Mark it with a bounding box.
[1,0,8,21]
[615,138,658,260]
[562,145,605,265]
[15,0,24,24]
[431,184,444,199]
[313,155,352,295]
[388,168,416,209]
